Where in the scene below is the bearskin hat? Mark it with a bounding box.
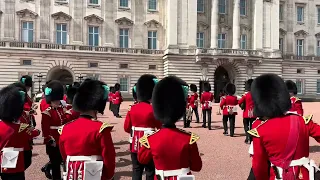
[285,80,297,95]
[66,85,78,104]
[114,83,121,91]
[73,79,109,114]
[9,82,27,102]
[152,76,188,125]
[203,82,211,92]
[45,80,64,103]
[190,84,197,93]
[245,79,254,91]
[20,75,33,88]
[110,86,115,93]
[132,84,137,100]
[73,82,81,88]
[136,74,157,102]
[225,83,236,95]
[251,74,291,118]
[0,85,25,122]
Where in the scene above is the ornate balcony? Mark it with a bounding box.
[0,41,165,55]
[283,54,320,61]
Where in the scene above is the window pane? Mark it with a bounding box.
[124,36,129,48]
[23,22,27,29]
[94,27,99,34]
[125,29,128,36]
[28,30,33,42]
[296,80,302,94]
[120,78,128,91]
[152,37,157,49]
[22,29,28,42]
[120,36,123,48]
[318,8,320,24]
[89,27,93,33]
[279,4,283,20]
[94,34,99,46]
[62,24,67,31]
[57,32,61,44]
[297,7,303,22]
[148,31,152,37]
[149,0,157,10]
[28,22,33,30]
[90,0,98,4]
[317,80,320,93]
[240,0,246,16]
[197,0,204,12]
[120,0,128,7]
[218,0,225,14]
[62,32,67,44]
[89,34,93,46]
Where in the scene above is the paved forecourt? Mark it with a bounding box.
[26,102,320,180]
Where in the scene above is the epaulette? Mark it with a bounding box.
[139,135,150,148]
[42,107,52,117]
[19,123,29,133]
[178,128,200,145]
[294,97,301,103]
[303,114,313,124]
[65,110,72,115]
[247,120,267,138]
[99,122,114,133]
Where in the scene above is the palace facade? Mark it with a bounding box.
[0,0,319,100]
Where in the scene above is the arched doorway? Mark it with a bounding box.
[214,66,231,102]
[47,67,74,85]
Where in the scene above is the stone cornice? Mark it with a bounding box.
[294,30,308,37]
[115,17,134,26]
[16,9,38,19]
[279,28,287,36]
[84,14,104,24]
[315,32,320,38]
[197,21,209,30]
[144,19,161,28]
[51,11,72,21]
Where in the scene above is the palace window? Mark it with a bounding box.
[89,0,99,4]
[148,31,157,50]
[317,41,320,56]
[318,7,320,24]
[119,63,128,69]
[279,4,284,21]
[218,0,226,14]
[317,79,320,94]
[297,6,304,23]
[89,62,99,68]
[22,21,34,43]
[148,0,157,10]
[197,0,204,13]
[240,0,246,16]
[56,24,67,45]
[119,77,129,92]
[197,32,204,48]
[21,60,32,66]
[218,33,226,48]
[279,38,284,52]
[240,34,247,49]
[295,79,303,94]
[88,26,99,46]
[149,65,157,70]
[119,0,128,8]
[296,39,304,56]
[119,29,129,48]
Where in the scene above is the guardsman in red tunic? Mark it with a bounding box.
[65,84,80,121]
[20,75,37,128]
[220,83,238,137]
[285,80,304,116]
[200,82,214,130]
[124,74,162,180]
[59,79,116,180]
[138,76,202,180]
[112,83,123,118]
[238,79,256,144]
[0,85,41,180]
[41,80,71,180]
[189,84,200,123]
[248,74,320,180]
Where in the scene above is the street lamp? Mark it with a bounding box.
[78,73,83,83]
[37,72,43,93]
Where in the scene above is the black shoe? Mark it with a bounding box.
[116,115,122,118]
[202,125,207,128]
[230,134,234,137]
[245,139,248,143]
[208,127,212,130]
[41,165,52,179]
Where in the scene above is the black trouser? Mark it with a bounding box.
[109,102,113,111]
[131,153,155,180]
[243,118,255,141]
[223,115,236,136]
[202,109,212,129]
[24,150,32,170]
[46,145,62,180]
[113,104,120,117]
[0,172,25,180]
[192,108,200,123]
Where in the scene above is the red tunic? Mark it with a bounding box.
[220,95,238,115]
[200,92,214,110]
[0,122,14,150]
[112,91,123,105]
[41,106,71,144]
[40,98,50,112]
[124,102,162,153]
[19,111,33,151]
[108,93,114,103]
[59,117,116,180]
[23,95,33,111]
[0,121,40,173]
[65,104,81,121]
[138,128,202,180]
[249,114,320,180]
[238,92,256,118]
[289,96,304,116]
[188,93,198,109]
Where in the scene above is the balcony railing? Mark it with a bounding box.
[0,41,165,55]
[196,48,263,57]
[283,55,320,61]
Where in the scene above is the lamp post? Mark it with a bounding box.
[78,73,83,83]
[37,73,43,93]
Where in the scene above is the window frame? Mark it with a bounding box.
[318,7,320,24]
[196,32,204,48]
[119,0,129,8]
[21,59,32,66]
[317,40,320,56]
[88,0,99,5]
[217,33,226,48]
[296,6,304,23]
[296,39,304,56]
[218,0,226,14]
[240,34,247,49]
[119,76,129,92]
[148,31,157,50]
[197,0,204,13]
[240,0,246,16]
[56,23,67,45]
[88,26,99,46]
[317,79,320,94]
[148,0,157,11]
[295,79,303,95]
[279,4,284,21]
[279,38,284,52]
[21,21,34,43]
[119,28,129,48]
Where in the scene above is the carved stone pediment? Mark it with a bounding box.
[280,28,287,36]
[144,19,161,28]
[294,30,308,37]
[115,17,134,26]
[315,32,320,38]
[20,0,34,2]
[197,21,209,31]
[16,9,38,19]
[51,11,72,21]
[219,24,232,31]
[240,24,251,32]
[219,14,227,24]
[84,14,104,24]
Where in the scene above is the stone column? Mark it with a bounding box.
[188,0,197,48]
[39,0,50,42]
[3,0,15,41]
[270,0,279,50]
[104,0,114,46]
[232,0,240,49]
[134,0,144,48]
[166,0,178,47]
[252,0,263,50]
[210,0,219,48]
